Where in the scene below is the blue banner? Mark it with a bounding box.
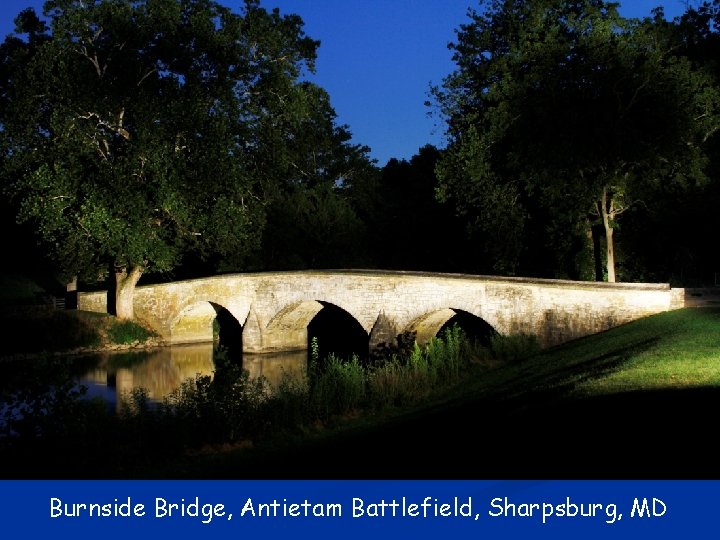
[0,480,716,538]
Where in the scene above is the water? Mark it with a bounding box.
[3,344,308,415]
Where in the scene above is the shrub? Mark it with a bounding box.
[0,357,106,441]
[310,354,366,419]
[370,331,417,366]
[367,326,473,408]
[120,347,272,448]
[368,355,426,407]
[264,370,311,431]
[106,319,156,345]
[0,323,487,467]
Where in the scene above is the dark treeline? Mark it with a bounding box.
[1,0,719,312]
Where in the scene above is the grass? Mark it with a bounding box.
[106,319,157,345]
[488,307,720,399]
[0,273,157,353]
[573,309,720,393]
[0,310,104,354]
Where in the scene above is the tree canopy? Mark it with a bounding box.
[433,0,720,281]
[0,0,374,316]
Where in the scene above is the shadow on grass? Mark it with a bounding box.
[182,336,717,481]
[484,337,662,407]
[196,385,718,480]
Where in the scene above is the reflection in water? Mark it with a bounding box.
[79,344,307,411]
[242,350,306,388]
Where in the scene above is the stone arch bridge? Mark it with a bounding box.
[77,270,684,354]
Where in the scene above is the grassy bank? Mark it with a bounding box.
[0,308,158,357]
[0,273,158,356]
[180,307,720,479]
[0,274,48,305]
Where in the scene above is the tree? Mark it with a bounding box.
[0,0,326,318]
[255,83,378,270]
[617,0,720,285]
[433,0,719,281]
[366,145,471,272]
[261,182,370,269]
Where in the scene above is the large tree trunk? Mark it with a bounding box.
[114,265,143,320]
[605,225,616,283]
[599,186,616,283]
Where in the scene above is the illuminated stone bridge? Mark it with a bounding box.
[77,270,684,354]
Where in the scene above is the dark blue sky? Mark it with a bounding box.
[1,0,692,165]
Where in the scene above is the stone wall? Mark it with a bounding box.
[78,270,685,352]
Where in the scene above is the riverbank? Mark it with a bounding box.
[0,306,162,362]
[0,338,166,363]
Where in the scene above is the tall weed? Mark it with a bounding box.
[310,354,366,419]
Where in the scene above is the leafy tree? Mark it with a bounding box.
[618,0,720,285]
[433,0,719,281]
[366,145,471,272]
[261,182,369,269]
[256,83,377,270]
[0,0,323,317]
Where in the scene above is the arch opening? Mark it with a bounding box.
[212,303,243,360]
[170,301,243,360]
[438,309,497,347]
[307,301,369,365]
[409,308,497,347]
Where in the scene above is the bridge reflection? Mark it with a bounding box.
[80,344,306,412]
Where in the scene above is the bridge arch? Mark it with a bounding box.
[262,300,368,359]
[439,309,497,346]
[169,300,244,349]
[262,300,324,352]
[308,301,369,362]
[406,308,497,346]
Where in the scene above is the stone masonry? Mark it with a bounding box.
[77,270,685,353]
